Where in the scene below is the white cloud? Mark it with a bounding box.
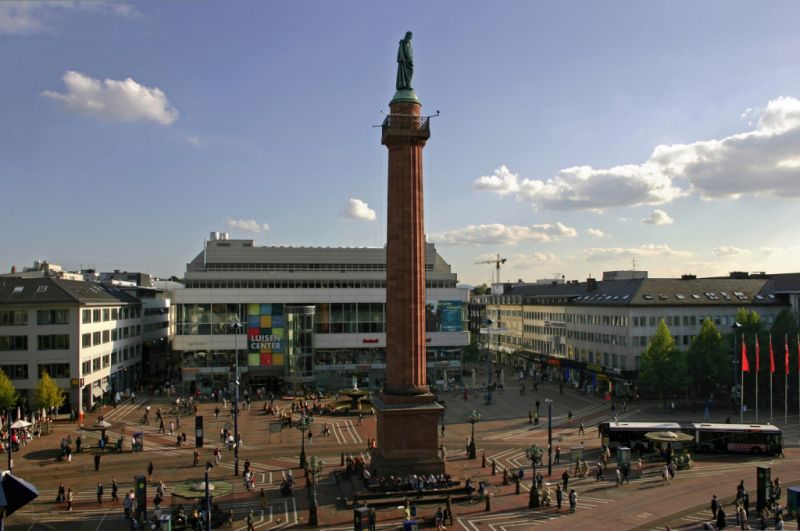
[582,244,693,262]
[472,165,520,196]
[341,198,376,221]
[760,246,781,256]
[587,228,609,238]
[186,136,202,147]
[429,222,577,246]
[42,71,178,125]
[0,2,137,35]
[225,218,269,233]
[474,97,800,209]
[712,246,751,257]
[641,209,674,226]
[508,252,560,267]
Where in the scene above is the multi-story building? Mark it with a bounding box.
[172,233,470,395]
[474,271,794,398]
[0,277,150,413]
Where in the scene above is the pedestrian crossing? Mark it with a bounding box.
[455,496,614,530]
[485,402,638,442]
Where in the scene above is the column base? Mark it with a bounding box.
[373,392,444,475]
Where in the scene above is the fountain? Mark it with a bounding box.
[326,376,373,416]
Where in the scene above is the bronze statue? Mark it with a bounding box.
[396,31,414,91]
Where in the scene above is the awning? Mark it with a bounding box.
[101,382,111,392]
[91,387,103,398]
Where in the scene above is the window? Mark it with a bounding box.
[0,310,28,326]
[38,363,69,378]
[111,329,118,341]
[102,330,110,343]
[103,308,110,321]
[37,309,69,325]
[102,354,110,368]
[0,364,28,379]
[0,336,28,351]
[93,331,101,345]
[111,308,118,320]
[111,351,118,365]
[37,334,69,350]
[92,358,101,371]
[82,333,91,348]
[93,309,101,322]
[81,361,91,375]
[82,309,91,323]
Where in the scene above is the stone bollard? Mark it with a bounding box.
[341,452,345,466]
[482,452,486,468]
[515,476,520,495]
[491,460,496,475]
[485,493,492,512]
[503,469,508,485]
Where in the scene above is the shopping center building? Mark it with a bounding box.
[172,233,470,395]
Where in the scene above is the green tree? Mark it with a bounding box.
[639,319,689,406]
[0,368,19,411]
[462,341,481,364]
[735,308,762,338]
[688,319,730,398]
[770,308,799,343]
[470,284,491,297]
[35,372,65,412]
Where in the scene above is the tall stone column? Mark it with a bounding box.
[373,86,444,474]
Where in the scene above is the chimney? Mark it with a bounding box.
[587,278,598,291]
[681,274,696,280]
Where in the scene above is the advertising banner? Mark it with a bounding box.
[247,303,285,367]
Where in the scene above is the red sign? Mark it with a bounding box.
[362,338,379,344]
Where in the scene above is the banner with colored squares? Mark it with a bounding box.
[247,303,285,367]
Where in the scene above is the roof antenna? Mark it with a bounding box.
[631,257,637,272]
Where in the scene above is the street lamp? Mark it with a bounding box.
[231,321,243,476]
[525,444,543,508]
[308,455,324,526]
[440,401,446,437]
[465,410,481,459]
[544,399,552,476]
[204,461,213,531]
[296,416,312,469]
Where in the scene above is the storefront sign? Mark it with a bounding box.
[247,304,285,368]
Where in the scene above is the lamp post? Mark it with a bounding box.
[526,444,543,508]
[465,410,481,459]
[731,322,742,423]
[544,398,552,476]
[296,416,312,469]
[204,461,212,531]
[440,401,446,437]
[231,321,243,477]
[308,456,324,526]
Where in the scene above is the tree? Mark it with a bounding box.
[735,308,762,338]
[639,319,689,406]
[470,284,491,297]
[462,341,481,364]
[0,368,19,411]
[35,372,65,412]
[770,308,799,342]
[688,319,730,398]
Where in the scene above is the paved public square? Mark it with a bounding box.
[5,374,800,530]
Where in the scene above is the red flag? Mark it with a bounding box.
[769,334,775,374]
[741,335,750,373]
[786,334,790,376]
[755,336,760,372]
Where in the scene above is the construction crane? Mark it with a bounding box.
[475,254,507,284]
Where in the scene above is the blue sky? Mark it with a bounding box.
[2,1,800,285]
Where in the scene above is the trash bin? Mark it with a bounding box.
[616,447,630,467]
[353,506,369,531]
[159,514,172,531]
[788,486,800,516]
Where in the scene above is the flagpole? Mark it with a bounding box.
[756,333,761,424]
[770,334,773,424]
[785,334,789,427]
[740,333,745,424]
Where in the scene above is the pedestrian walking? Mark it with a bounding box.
[193,449,200,466]
[555,445,561,464]
[94,453,101,471]
[260,487,267,510]
[66,488,74,511]
[147,461,154,482]
[57,482,66,503]
[578,421,585,435]
[246,509,256,531]
[76,435,82,453]
[112,479,119,502]
[97,482,104,504]
[569,489,577,513]
[562,469,569,491]
[556,484,563,510]
[662,465,671,486]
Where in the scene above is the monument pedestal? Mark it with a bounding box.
[373,392,444,475]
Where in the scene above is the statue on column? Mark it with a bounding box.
[396,31,414,90]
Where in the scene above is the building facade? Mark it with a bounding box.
[172,234,470,395]
[0,278,166,413]
[475,272,793,398]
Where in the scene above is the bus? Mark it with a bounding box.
[690,423,783,455]
[599,421,783,456]
[599,421,683,453]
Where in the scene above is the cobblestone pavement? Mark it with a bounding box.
[4,375,800,530]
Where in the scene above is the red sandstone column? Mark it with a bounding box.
[383,100,430,395]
